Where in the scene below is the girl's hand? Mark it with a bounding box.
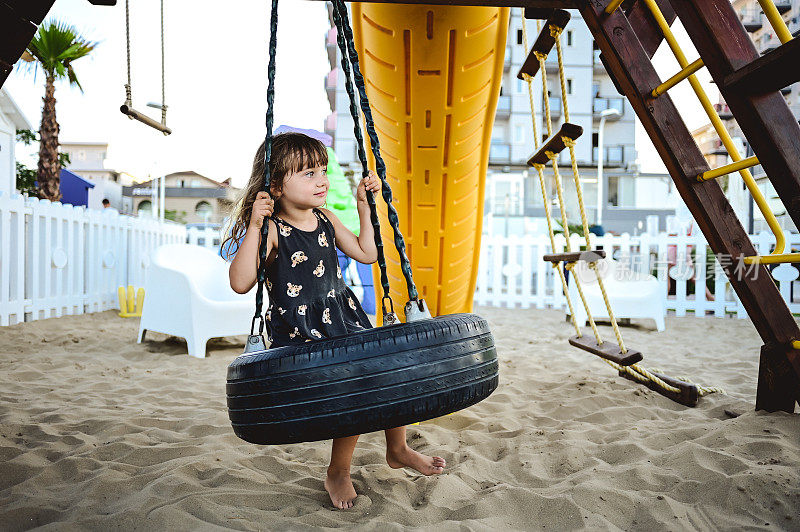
[249,191,274,229]
[356,170,381,204]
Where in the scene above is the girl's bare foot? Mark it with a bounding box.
[386,445,446,475]
[324,468,357,509]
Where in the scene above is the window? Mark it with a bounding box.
[517,29,523,45]
[137,200,152,215]
[514,125,525,143]
[566,79,573,95]
[179,179,186,187]
[607,176,635,207]
[592,82,600,99]
[592,132,599,148]
[76,150,86,161]
[195,201,213,219]
[566,30,573,46]
[517,78,524,93]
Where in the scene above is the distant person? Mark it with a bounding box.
[225,132,445,509]
[102,199,110,209]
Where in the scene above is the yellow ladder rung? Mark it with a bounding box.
[792,340,800,350]
[604,0,625,14]
[743,253,800,264]
[757,0,793,44]
[652,58,705,97]
[697,155,759,181]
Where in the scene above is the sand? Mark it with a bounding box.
[0,306,798,530]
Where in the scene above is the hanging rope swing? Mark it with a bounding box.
[226,0,499,446]
[518,9,723,407]
[119,0,171,135]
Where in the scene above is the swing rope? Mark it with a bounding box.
[519,10,722,398]
[252,0,422,334]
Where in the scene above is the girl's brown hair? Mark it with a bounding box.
[221,132,328,259]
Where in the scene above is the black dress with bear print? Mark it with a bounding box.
[264,208,372,347]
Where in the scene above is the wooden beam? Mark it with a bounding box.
[543,250,606,263]
[0,3,40,89]
[578,0,799,411]
[625,0,676,58]
[527,122,583,165]
[668,0,800,233]
[310,0,575,7]
[517,9,571,80]
[723,32,800,95]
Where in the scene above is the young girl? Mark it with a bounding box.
[225,132,446,509]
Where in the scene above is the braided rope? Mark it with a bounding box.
[160,0,166,124]
[333,0,419,302]
[252,0,279,326]
[124,0,132,106]
[330,2,391,303]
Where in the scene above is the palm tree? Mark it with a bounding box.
[23,20,96,201]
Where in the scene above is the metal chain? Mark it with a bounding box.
[330,3,391,305]
[332,0,419,302]
[252,0,279,329]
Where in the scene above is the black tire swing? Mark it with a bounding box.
[226,0,499,445]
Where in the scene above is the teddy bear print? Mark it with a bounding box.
[318,232,329,248]
[337,265,342,279]
[266,278,272,291]
[348,297,357,310]
[310,329,322,338]
[289,327,300,339]
[327,289,336,298]
[298,304,307,315]
[290,251,308,267]
[287,283,302,297]
[278,307,286,314]
[322,307,332,324]
[313,260,325,278]
[266,309,272,321]
[278,223,292,237]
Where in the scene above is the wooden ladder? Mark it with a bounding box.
[580,0,800,412]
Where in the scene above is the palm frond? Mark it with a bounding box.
[24,19,97,87]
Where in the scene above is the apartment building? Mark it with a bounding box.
[323,6,676,235]
[697,0,799,232]
[60,142,132,212]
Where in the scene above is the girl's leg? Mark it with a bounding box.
[325,435,359,509]
[384,426,446,476]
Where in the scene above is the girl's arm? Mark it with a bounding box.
[323,171,381,264]
[229,192,276,293]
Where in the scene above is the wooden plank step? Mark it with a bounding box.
[516,9,571,80]
[619,369,700,407]
[527,122,583,166]
[543,250,606,263]
[569,335,643,366]
[723,37,800,95]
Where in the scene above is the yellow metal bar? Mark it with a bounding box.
[652,58,705,97]
[604,0,625,14]
[757,0,793,44]
[642,0,787,258]
[698,155,759,181]
[744,253,800,264]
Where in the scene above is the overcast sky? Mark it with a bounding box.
[6,0,716,187]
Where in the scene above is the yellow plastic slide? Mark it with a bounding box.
[351,3,509,321]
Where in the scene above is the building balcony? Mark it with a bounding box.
[713,102,733,120]
[489,142,511,164]
[496,95,511,119]
[775,0,791,14]
[544,95,561,119]
[593,97,625,117]
[740,11,763,32]
[324,113,336,137]
[326,27,338,69]
[710,139,728,156]
[325,68,338,109]
[592,145,626,166]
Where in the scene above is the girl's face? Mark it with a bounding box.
[274,163,328,209]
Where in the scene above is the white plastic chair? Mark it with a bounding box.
[137,244,259,358]
[567,258,666,332]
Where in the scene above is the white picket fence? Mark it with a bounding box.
[3,188,799,327]
[0,192,185,326]
[475,231,800,318]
